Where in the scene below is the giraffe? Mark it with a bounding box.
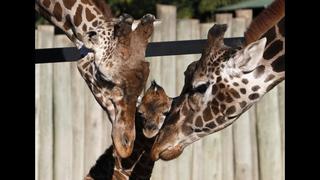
[84,81,172,180]
[151,0,285,161]
[35,0,156,158]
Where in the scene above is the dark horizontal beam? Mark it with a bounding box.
[34,38,244,64]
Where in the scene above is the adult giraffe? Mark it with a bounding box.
[151,0,285,161]
[35,0,156,158]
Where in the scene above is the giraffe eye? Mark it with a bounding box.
[193,83,209,94]
[163,111,170,116]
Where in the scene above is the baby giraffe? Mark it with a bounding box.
[85,81,172,180]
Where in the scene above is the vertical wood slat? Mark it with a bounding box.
[256,87,282,180]
[83,84,104,175]
[149,18,163,180]
[200,22,223,180]
[36,25,54,180]
[277,81,285,180]
[155,4,178,180]
[157,4,177,98]
[231,17,254,180]
[248,106,259,180]
[70,59,87,180]
[235,9,253,28]
[146,20,162,89]
[53,36,73,180]
[216,14,234,180]
[175,19,201,180]
[35,29,39,180]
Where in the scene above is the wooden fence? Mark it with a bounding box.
[35,5,284,180]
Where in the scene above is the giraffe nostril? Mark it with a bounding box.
[122,134,130,147]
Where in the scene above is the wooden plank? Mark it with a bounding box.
[248,106,259,180]
[200,22,223,180]
[70,60,87,180]
[36,25,54,180]
[277,81,285,180]
[216,14,234,180]
[231,18,246,37]
[215,13,233,38]
[256,87,282,180]
[235,9,253,28]
[155,4,178,180]
[146,20,162,89]
[35,29,39,180]
[230,17,254,180]
[233,112,253,180]
[175,19,200,180]
[157,4,177,98]
[83,84,104,175]
[53,35,73,180]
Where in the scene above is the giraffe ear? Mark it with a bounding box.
[236,37,266,72]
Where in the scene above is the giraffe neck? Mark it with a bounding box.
[36,0,112,49]
[86,113,156,180]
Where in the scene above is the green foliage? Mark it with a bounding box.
[35,0,247,25]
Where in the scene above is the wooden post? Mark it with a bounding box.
[277,81,285,180]
[231,17,254,180]
[175,19,201,180]
[235,9,253,28]
[231,18,246,37]
[199,22,223,180]
[157,4,177,98]
[215,13,233,38]
[53,35,73,180]
[36,25,54,180]
[216,14,234,180]
[35,29,39,180]
[256,87,282,180]
[152,4,178,180]
[83,84,104,175]
[146,19,162,89]
[248,106,259,180]
[69,58,87,180]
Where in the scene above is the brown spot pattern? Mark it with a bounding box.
[263,40,283,60]
[249,93,260,100]
[43,0,51,8]
[229,88,241,99]
[239,101,247,108]
[226,106,236,115]
[53,3,62,21]
[264,74,275,82]
[86,8,95,22]
[254,65,265,78]
[62,0,76,10]
[74,5,83,26]
[203,106,213,122]
[240,88,246,94]
[195,116,203,127]
[206,121,217,129]
[242,79,248,84]
[251,85,260,92]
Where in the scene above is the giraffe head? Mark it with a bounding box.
[150,24,278,161]
[78,13,157,158]
[137,81,172,138]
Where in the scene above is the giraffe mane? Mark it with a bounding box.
[244,0,284,45]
